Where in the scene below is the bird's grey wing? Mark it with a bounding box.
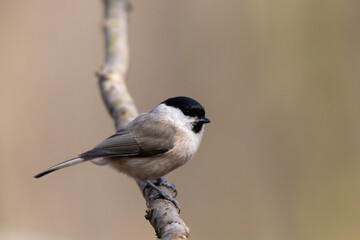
[79,129,141,159]
[79,115,176,160]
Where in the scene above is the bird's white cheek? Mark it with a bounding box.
[187,129,204,156]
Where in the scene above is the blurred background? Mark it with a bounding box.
[1,0,360,239]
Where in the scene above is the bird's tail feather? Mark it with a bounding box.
[34,157,86,178]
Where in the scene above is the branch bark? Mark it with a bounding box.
[98,0,190,239]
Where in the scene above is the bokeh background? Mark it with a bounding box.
[1,0,360,239]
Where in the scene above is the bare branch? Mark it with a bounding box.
[98,0,190,239]
[99,0,137,129]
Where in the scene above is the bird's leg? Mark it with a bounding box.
[156,177,177,197]
[146,180,180,213]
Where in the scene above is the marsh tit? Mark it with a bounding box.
[35,96,210,208]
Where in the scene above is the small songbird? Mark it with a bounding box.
[34,96,210,208]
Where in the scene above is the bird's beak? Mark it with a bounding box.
[200,116,211,124]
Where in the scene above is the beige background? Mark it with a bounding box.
[1,0,360,239]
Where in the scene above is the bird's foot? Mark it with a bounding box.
[146,180,181,213]
[150,191,181,213]
[156,177,177,197]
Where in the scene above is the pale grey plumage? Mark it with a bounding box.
[35,113,177,179]
[34,97,209,181]
[81,113,176,160]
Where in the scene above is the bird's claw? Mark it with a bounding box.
[146,179,181,213]
[150,190,181,213]
[156,177,177,197]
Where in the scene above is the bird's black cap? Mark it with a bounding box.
[162,96,206,119]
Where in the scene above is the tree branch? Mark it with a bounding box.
[97,0,190,239]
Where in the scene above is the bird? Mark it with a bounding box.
[34,96,210,209]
